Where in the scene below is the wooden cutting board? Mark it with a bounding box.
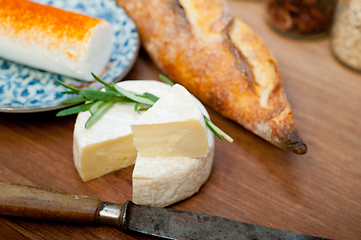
[0,1,360,239]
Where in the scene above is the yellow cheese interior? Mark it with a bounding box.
[131,119,209,158]
[79,134,137,182]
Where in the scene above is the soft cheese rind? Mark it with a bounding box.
[0,0,112,81]
[132,129,214,207]
[131,84,209,158]
[73,81,172,182]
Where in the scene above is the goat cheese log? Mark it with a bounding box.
[0,0,112,81]
[115,0,307,154]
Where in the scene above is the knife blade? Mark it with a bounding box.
[0,182,327,240]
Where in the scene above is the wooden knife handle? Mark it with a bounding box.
[0,182,102,223]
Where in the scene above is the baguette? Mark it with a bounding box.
[116,0,307,154]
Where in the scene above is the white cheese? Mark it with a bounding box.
[131,84,209,158]
[132,126,214,207]
[0,0,112,81]
[73,80,215,207]
[73,81,172,182]
[132,84,215,207]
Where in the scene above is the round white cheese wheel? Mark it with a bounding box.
[73,80,215,207]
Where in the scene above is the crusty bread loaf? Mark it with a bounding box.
[116,0,307,154]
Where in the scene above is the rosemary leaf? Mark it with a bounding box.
[124,91,147,99]
[56,102,94,117]
[159,75,175,86]
[144,92,159,103]
[56,80,81,94]
[91,72,115,91]
[85,102,114,129]
[204,116,233,142]
[61,96,87,105]
[61,90,79,94]
[204,116,223,140]
[89,100,104,115]
[112,84,154,106]
[79,89,129,102]
[138,106,151,112]
[134,102,141,114]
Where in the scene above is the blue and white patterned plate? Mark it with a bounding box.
[0,0,140,113]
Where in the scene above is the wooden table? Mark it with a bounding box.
[0,1,360,239]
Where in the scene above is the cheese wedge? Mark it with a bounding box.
[131,84,214,207]
[132,126,214,207]
[73,81,172,182]
[0,0,112,81]
[131,84,209,158]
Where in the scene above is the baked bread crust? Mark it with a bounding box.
[116,0,307,154]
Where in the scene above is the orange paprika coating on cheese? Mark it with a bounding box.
[0,0,104,59]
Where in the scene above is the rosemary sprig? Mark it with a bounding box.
[159,75,175,86]
[55,73,152,128]
[56,73,233,142]
[86,101,114,129]
[203,116,233,142]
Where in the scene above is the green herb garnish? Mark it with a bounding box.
[56,73,233,142]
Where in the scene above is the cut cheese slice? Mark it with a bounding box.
[131,84,209,158]
[73,81,172,182]
[0,0,112,81]
[132,128,214,207]
[132,92,215,207]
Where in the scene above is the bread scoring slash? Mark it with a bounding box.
[116,0,307,154]
[0,0,112,81]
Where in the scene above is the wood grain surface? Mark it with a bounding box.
[0,1,360,239]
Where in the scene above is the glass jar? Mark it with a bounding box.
[265,0,338,39]
[331,0,361,73]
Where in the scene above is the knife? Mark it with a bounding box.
[0,182,327,240]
